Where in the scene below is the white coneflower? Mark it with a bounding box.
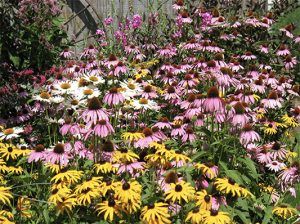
[131,98,159,110]
[0,127,24,140]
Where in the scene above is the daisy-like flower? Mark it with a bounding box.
[203,86,224,113]
[282,114,298,127]
[261,91,282,109]
[165,181,195,204]
[81,97,109,126]
[53,81,77,95]
[215,178,253,198]
[284,55,297,70]
[92,120,114,138]
[172,0,184,10]
[185,207,205,224]
[48,187,72,204]
[259,44,269,53]
[276,44,290,56]
[103,87,125,106]
[113,148,139,163]
[94,161,117,174]
[132,98,159,110]
[0,186,13,205]
[135,127,161,148]
[75,186,100,206]
[231,102,249,127]
[202,209,231,224]
[240,124,260,145]
[140,202,171,224]
[0,127,23,140]
[55,194,77,215]
[119,80,142,99]
[272,204,297,219]
[266,161,285,172]
[51,169,83,185]
[96,199,121,222]
[77,87,101,100]
[0,143,23,161]
[114,181,142,203]
[195,190,212,210]
[28,144,46,163]
[194,163,218,179]
[33,91,52,103]
[262,121,285,135]
[241,51,257,60]
[121,131,144,142]
[45,143,71,166]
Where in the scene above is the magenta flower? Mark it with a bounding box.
[93,120,114,138]
[103,87,125,106]
[28,144,46,163]
[153,117,172,130]
[81,97,109,126]
[45,143,71,166]
[203,86,224,113]
[240,124,260,145]
[181,127,196,143]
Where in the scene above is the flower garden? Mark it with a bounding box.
[0,0,300,223]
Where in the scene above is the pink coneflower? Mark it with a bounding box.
[45,143,71,166]
[195,114,205,127]
[171,122,186,137]
[278,162,299,184]
[153,117,172,130]
[103,87,125,106]
[115,161,145,175]
[152,126,167,140]
[257,147,272,164]
[203,86,224,113]
[105,54,119,68]
[259,44,269,53]
[28,144,46,163]
[241,51,257,60]
[178,11,193,24]
[172,64,186,75]
[214,54,227,67]
[163,85,181,101]
[161,71,178,85]
[205,60,219,72]
[178,74,199,89]
[185,105,201,119]
[80,44,98,58]
[181,127,196,142]
[141,85,157,99]
[172,0,184,10]
[180,94,196,109]
[157,45,177,58]
[261,91,282,109]
[266,72,278,87]
[92,120,114,138]
[135,128,160,148]
[81,97,109,126]
[269,142,288,160]
[280,24,294,38]
[266,161,285,172]
[182,39,201,50]
[229,60,244,72]
[250,78,266,94]
[195,57,207,69]
[112,61,127,76]
[240,124,260,145]
[60,48,74,59]
[276,44,290,56]
[284,55,297,70]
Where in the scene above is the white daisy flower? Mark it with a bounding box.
[33,91,52,103]
[0,127,23,140]
[131,98,159,110]
[83,73,105,85]
[52,81,77,95]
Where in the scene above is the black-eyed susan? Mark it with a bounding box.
[75,177,102,193]
[272,204,297,219]
[96,199,121,222]
[121,197,141,214]
[0,158,8,173]
[194,163,218,179]
[281,114,299,127]
[99,180,116,196]
[48,187,72,204]
[114,180,142,204]
[185,207,205,224]
[51,169,83,185]
[202,209,231,224]
[56,194,77,214]
[0,210,14,224]
[75,186,100,206]
[215,178,253,198]
[195,190,212,210]
[94,161,117,174]
[17,197,32,218]
[0,186,13,205]
[112,149,139,163]
[45,163,63,174]
[140,202,171,224]
[121,131,145,142]
[0,143,23,161]
[7,166,23,175]
[167,150,191,165]
[165,181,195,204]
[262,121,286,135]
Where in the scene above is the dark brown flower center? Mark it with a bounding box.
[53,143,65,154]
[143,128,153,137]
[88,97,102,110]
[122,182,130,190]
[35,144,45,152]
[207,86,219,98]
[175,184,183,192]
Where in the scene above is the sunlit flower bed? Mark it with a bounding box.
[0,4,300,224]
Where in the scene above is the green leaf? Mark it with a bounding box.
[262,206,273,224]
[235,209,250,223]
[43,209,50,224]
[238,157,259,180]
